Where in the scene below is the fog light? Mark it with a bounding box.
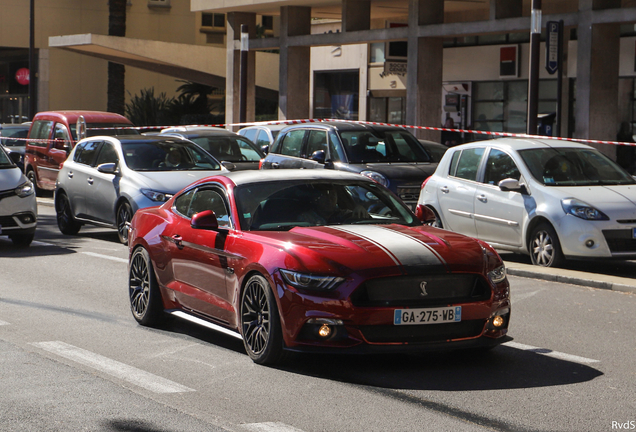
[318,324,332,338]
[585,239,595,248]
[492,315,505,328]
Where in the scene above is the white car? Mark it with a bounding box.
[0,144,36,246]
[417,138,636,267]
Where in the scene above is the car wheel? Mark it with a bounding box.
[129,247,165,326]
[56,192,81,235]
[426,206,444,229]
[10,232,34,247]
[529,223,565,268]
[240,274,285,365]
[26,169,39,195]
[117,201,133,245]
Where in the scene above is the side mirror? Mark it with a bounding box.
[415,204,437,224]
[191,210,219,230]
[260,145,269,155]
[221,161,236,171]
[8,151,22,165]
[498,178,522,192]
[310,150,326,164]
[97,162,118,174]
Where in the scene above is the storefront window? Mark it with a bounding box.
[314,71,359,120]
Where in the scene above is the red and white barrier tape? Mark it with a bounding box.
[3,118,636,147]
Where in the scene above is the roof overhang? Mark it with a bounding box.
[49,34,278,99]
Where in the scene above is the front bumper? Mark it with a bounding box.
[0,193,37,235]
[555,215,636,259]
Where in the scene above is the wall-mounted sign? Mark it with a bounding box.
[15,68,30,85]
[499,45,519,78]
[380,62,407,78]
[545,21,562,75]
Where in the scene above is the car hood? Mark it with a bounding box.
[251,224,487,276]
[0,166,25,189]
[343,162,438,185]
[548,184,636,207]
[133,170,223,194]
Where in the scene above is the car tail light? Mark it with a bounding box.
[421,177,431,190]
[258,159,264,169]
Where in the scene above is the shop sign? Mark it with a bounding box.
[15,68,30,85]
[380,62,407,78]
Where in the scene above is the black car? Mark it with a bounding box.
[0,123,31,171]
[260,122,438,208]
[160,126,265,171]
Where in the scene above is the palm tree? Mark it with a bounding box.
[107,0,126,114]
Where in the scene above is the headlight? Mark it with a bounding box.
[561,198,609,220]
[280,269,345,291]
[15,180,34,198]
[488,265,507,284]
[360,171,388,187]
[141,189,172,202]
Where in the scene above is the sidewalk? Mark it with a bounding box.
[504,260,636,295]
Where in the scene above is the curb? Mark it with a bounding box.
[506,267,636,295]
[36,197,54,208]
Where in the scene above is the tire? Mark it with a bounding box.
[529,223,565,268]
[117,201,133,245]
[129,247,165,326]
[10,232,34,247]
[56,192,81,235]
[240,274,285,365]
[426,206,444,229]
[26,169,39,196]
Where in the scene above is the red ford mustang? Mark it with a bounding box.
[128,170,511,365]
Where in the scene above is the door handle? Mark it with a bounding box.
[67,172,74,178]
[87,177,94,185]
[477,194,487,203]
[440,186,449,193]
[171,234,183,250]
[271,162,280,169]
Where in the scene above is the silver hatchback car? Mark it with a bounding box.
[55,135,225,244]
[0,144,36,246]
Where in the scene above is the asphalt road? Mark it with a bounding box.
[0,203,635,432]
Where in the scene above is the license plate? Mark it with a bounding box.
[394,306,461,325]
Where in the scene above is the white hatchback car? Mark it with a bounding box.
[417,138,636,267]
[0,145,36,246]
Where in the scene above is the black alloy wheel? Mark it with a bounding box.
[240,274,284,365]
[117,201,133,245]
[529,223,565,268]
[128,247,165,326]
[56,192,81,235]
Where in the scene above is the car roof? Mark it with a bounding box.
[33,111,133,124]
[160,128,240,138]
[160,126,228,134]
[203,168,371,187]
[88,134,191,145]
[240,123,288,132]
[455,137,596,152]
[279,121,408,134]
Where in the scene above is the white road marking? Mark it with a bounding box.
[511,289,543,304]
[82,251,128,264]
[503,341,599,364]
[0,320,10,326]
[242,423,305,432]
[31,341,195,394]
[31,240,55,247]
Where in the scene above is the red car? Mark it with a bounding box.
[128,170,511,365]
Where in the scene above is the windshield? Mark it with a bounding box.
[121,140,221,171]
[235,180,418,231]
[0,147,15,168]
[0,127,29,147]
[341,130,432,164]
[70,123,139,140]
[519,147,636,186]
[190,136,263,162]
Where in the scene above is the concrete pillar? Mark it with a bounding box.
[342,0,370,32]
[575,0,621,158]
[406,0,444,141]
[278,6,311,121]
[489,0,522,20]
[226,13,256,129]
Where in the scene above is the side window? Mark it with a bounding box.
[94,142,119,166]
[454,148,485,181]
[279,130,305,157]
[174,189,196,216]
[328,132,343,162]
[241,128,257,142]
[255,130,271,148]
[53,123,72,151]
[73,142,89,162]
[76,141,102,166]
[448,150,460,176]
[188,188,230,228]
[484,149,520,185]
[29,120,54,147]
[305,130,328,158]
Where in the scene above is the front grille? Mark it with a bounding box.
[0,216,18,228]
[351,274,490,308]
[360,319,486,343]
[602,229,636,253]
[617,219,636,224]
[397,187,420,202]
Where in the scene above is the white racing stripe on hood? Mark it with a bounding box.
[330,225,445,267]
